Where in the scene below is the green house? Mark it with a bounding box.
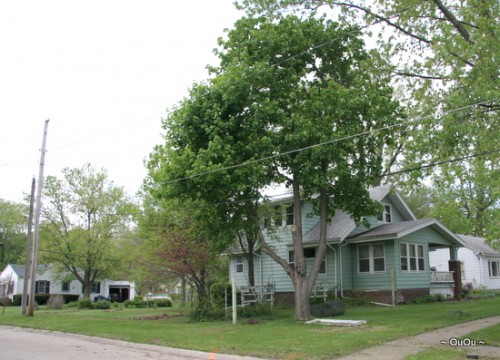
[229,184,465,305]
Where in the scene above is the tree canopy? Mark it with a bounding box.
[0,198,27,269]
[40,163,135,298]
[236,0,499,239]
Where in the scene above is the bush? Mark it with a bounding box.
[310,300,346,317]
[412,294,445,304]
[62,294,80,304]
[65,301,79,309]
[237,303,273,318]
[123,300,134,308]
[78,298,94,309]
[190,306,226,322]
[12,294,50,306]
[47,295,65,310]
[94,300,111,310]
[155,299,172,308]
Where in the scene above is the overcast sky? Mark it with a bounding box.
[0,0,243,203]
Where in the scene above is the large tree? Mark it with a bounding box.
[149,15,402,320]
[40,164,134,298]
[237,0,500,240]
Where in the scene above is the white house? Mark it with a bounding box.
[429,235,500,290]
[0,264,135,302]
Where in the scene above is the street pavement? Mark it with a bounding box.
[0,326,266,360]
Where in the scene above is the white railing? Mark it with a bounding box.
[431,271,454,283]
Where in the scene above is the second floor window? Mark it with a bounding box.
[378,204,392,223]
[61,282,70,292]
[264,203,295,228]
[236,256,244,273]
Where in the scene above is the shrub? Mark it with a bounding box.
[78,298,94,309]
[94,300,111,310]
[237,303,273,318]
[190,307,226,322]
[47,294,65,310]
[155,299,173,308]
[62,294,80,304]
[65,301,79,309]
[412,294,445,304]
[123,300,134,308]
[12,294,51,306]
[310,300,346,317]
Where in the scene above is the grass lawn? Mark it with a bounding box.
[1,297,500,360]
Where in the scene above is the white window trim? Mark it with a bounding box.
[236,256,244,273]
[400,243,425,272]
[378,203,392,223]
[489,260,500,278]
[358,244,386,274]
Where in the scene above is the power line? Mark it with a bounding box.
[153,100,494,187]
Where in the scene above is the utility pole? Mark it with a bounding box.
[21,177,35,315]
[27,119,49,317]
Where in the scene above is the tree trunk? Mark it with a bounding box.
[83,271,92,299]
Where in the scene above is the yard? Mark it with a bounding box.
[1,296,500,360]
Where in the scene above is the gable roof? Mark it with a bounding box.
[458,235,500,257]
[369,184,417,221]
[347,219,465,246]
[6,264,49,278]
[303,184,416,244]
[303,209,354,243]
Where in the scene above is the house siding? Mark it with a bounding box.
[0,264,135,301]
[429,247,500,290]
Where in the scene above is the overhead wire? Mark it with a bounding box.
[152,100,495,187]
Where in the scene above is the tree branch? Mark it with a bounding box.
[432,0,472,43]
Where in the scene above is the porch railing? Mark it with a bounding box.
[431,271,455,283]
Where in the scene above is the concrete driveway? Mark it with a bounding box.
[0,326,266,360]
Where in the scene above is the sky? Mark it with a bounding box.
[0,0,244,203]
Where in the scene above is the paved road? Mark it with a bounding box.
[0,326,266,360]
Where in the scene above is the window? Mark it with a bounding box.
[400,243,425,271]
[265,203,294,228]
[377,204,392,223]
[288,248,326,273]
[91,282,101,293]
[288,250,295,271]
[36,280,50,294]
[285,204,294,225]
[489,261,500,277]
[358,244,385,273]
[236,256,244,273]
[274,205,283,227]
[61,282,70,292]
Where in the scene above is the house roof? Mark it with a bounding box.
[303,210,354,243]
[302,184,416,244]
[7,264,49,278]
[457,235,500,257]
[347,219,465,246]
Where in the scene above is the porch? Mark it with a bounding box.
[430,271,455,283]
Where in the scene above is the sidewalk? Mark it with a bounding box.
[336,315,500,359]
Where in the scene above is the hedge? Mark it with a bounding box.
[12,293,80,306]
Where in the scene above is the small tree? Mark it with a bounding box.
[137,195,227,313]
